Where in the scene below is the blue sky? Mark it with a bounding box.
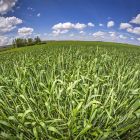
[0,0,140,46]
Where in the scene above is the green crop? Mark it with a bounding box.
[0,42,140,139]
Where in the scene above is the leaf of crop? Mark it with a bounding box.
[84,100,101,110]
[22,109,32,123]
[20,133,23,140]
[68,102,83,129]
[116,122,138,132]
[74,123,92,140]
[48,126,63,137]
[0,120,15,130]
[40,122,48,134]
[1,132,17,140]
[45,119,64,123]
[33,127,39,140]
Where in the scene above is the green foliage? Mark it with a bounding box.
[0,42,140,139]
[28,38,33,43]
[34,36,41,44]
[26,42,35,46]
[41,41,47,44]
[37,42,41,45]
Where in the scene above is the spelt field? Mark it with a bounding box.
[0,41,140,140]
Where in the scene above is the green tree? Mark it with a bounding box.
[12,40,16,48]
[34,36,41,44]
[28,38,33,43]
[23,39,27,46]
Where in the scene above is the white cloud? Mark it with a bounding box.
[130,14,140,25]
[37,13,41,17]
[0,35,13,46]
[99,23,104,27]
[101,36,105,39]
[0,0,17,15]
[79,31,85,33]
[107,21,115,27]
[69,33,74,37]
[0,16,22,35]
[93,31,106,37]
[119,23,132,30]
[89,33,92,35]
[74,23,86,30]
[44,33,47,35]
[79,31,85,35]
[52,22,75,30]
[108,32,117,40]
[53,30,60,34]
[88,22,94,27]
[131,38,134,40]
[109,31,115,34]
[109,31,116,37]
[137,38,140,41]
[126,27,140,36]
[17,27,34,37]
[119,35,127,39]
[53,34,59,36]
[34,34,41,37]
[60,29,68,34]
[52,22,86,30]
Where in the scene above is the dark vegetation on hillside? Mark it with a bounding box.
[12,36,47,48]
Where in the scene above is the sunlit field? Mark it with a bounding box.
[0,41,140,140]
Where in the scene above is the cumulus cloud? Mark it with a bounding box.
[0,35,13,46]
[93,31,106,37]
[126,27,140,36]
[52,22,75,30]
[53,30,60,34]
[74,23,86,30]
[101,36,105,39]
[137,38,140,41]
[0,16,22,35]
[37,13,41,17]
[119,23,132,30]
[107,21,115,28]
[119,35,127,39]
[0,0,18,15]
[53,34,59,36]
[34,34,41,37]
[17,27,34,37]
[52,22,86,31]
[99,23,104,27]
[44,33,47,35]
[79,31,85,35]
[60,29,68,34]
[88,22,94,27]
[69,33,74,37]
[130,14,140,25]
[109,32,116,36]
[108,32,117,40]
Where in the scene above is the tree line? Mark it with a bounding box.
[12,36,46,48]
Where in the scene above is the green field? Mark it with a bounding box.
[0,41,140,139]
